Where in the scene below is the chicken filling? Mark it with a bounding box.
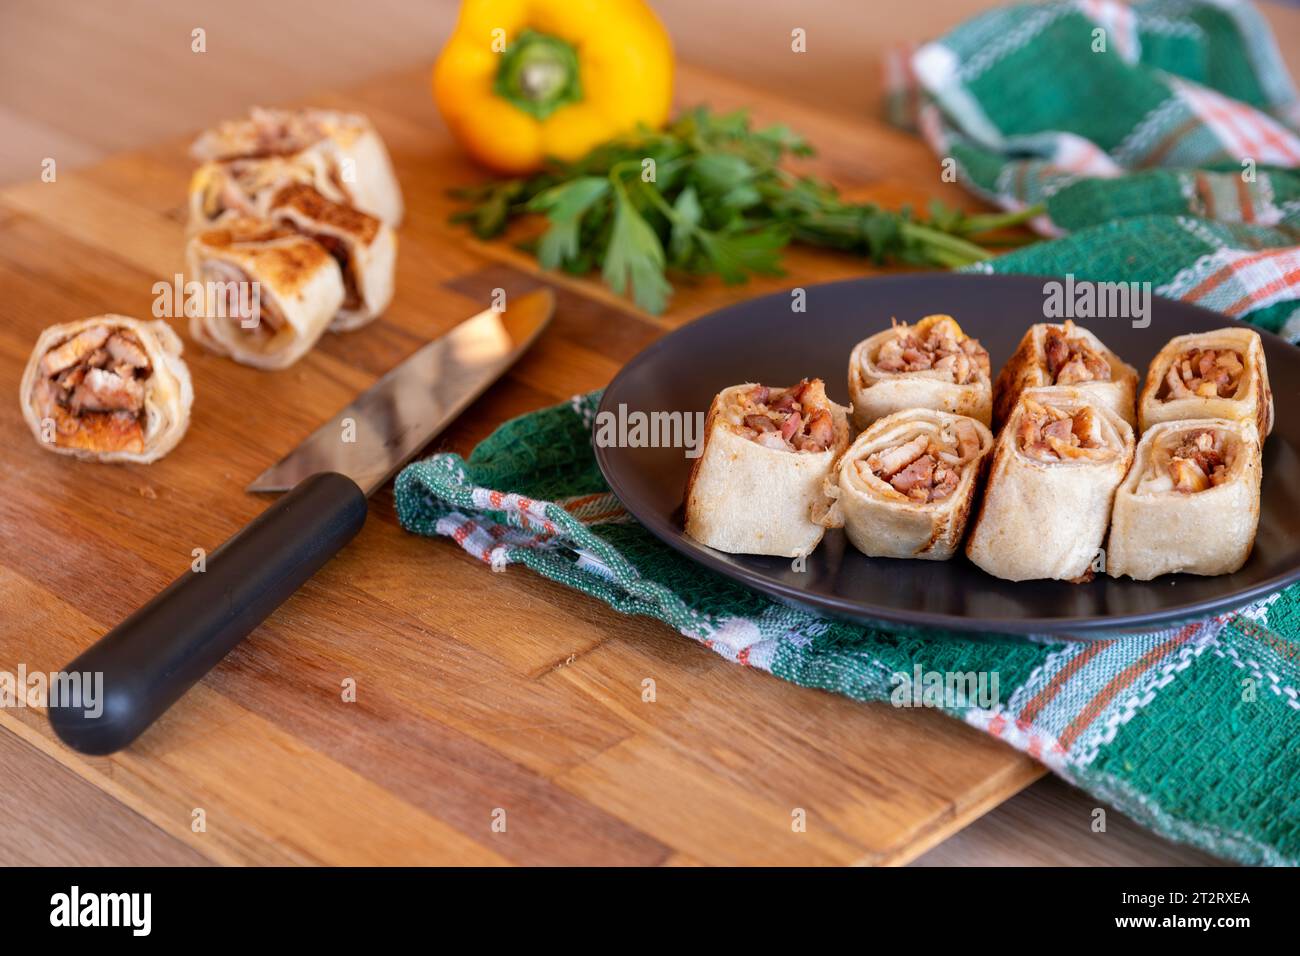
[1158,348,1245,401]
[1139,430,1235,494]
[32,326,152,453]
[1016,399,1114,462]
[310,232,361,311]
[856,418,984,503]
[201,159,308,221]
[874,316,990,385]
[231,108,333,159]
[1044,321,1111,385]
[730,380,836,453]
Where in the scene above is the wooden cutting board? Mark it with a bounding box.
[0,61,1043,866]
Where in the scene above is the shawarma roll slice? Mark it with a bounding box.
[965,387,1134,582]
[186,218,345,370]
[191,107,404,226]
[187,153,349,234]
[1107,419,1261,580]
[848,315,992,431]
[267,182,396,331]
[20,315,193,464]
[821,409,993,561]
[994,320,1138,428]
[1138,327,1273,438]
[685,379,850,557]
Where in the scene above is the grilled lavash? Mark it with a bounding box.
[267,183,396,331]
[1138,327,1273,437]
[1107,419,1261,580]
[186,218,344,370]
[848,315,992,430]
[822,409,993,561]
[191,107,404,227]
[966,387,1135,582]
[993,320,1138,428]
[685,380,850,557]
[20,315,193,464]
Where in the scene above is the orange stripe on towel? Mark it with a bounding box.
[1056,625,1196,751]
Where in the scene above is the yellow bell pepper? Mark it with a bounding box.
[433,0,674,174]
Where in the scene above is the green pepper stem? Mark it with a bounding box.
[494,29,583,121]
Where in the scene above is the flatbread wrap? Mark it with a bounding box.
[1138,327,1273,438]
[685,379,850,557]
[1107,419,1261,579]
[20,315,193,464]
[267,183,397,332]
[821,409,993,561]
[994,320,1138,427]
[186,217,344,370]
[848,315,992,430]
[191,107,403,226]
[965,387,1135,582]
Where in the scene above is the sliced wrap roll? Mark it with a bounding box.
[848,314,992,430]
[685,379,850,557]
[1138,327,1273,438]
[822,409,993,561]
[1107,419,1261,580]
[187,153,349,234]
[994,320,1138,427]
[966,387,1135,582]
[186,217,344,370]
[268,182,397,331]
[191,107,404,226]
[20,315,193,464]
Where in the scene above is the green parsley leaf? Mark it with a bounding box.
[602,184,672,315]
[451,107,1042,314]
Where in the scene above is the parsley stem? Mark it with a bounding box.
[900,222,994,264]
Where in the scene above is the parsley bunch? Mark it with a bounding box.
[452,107,1040,314]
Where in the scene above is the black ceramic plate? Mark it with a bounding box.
[595,274,1300,636]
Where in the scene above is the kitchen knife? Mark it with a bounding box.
[47,289,555,755]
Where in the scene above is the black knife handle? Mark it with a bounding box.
[47,472,367,755]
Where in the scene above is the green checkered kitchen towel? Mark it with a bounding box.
[890,0,1300,338]
[396,0,1300,864]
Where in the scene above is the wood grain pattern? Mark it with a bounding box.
[5,0,1291,867]
[0,725,210,867]
[1,60,1073,867]
[910,775,1229,866]
[0,59,1045,868]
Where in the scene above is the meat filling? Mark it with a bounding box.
[1016,399,1114,462]
[230,108,331,159]
[1169,430,1231,492]
[1158,348,1244,401]
[311,233,361,311]
[1137,430,1234,495]
[1044,321,1111,385]
[33,326,152,453]
[857,418,983,503]
[874,316,990,385]
[202,159,307,220]
[731,380,836,453]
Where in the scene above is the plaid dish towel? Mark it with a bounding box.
[396,394,1300,866]
[890,0,1300,337]
[397,0,1300,864]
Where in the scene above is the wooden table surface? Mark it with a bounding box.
[0,60,1059,867]
[7,0,1295,867]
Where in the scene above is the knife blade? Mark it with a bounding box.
[47,289,554,755]
[248,288,554,495]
